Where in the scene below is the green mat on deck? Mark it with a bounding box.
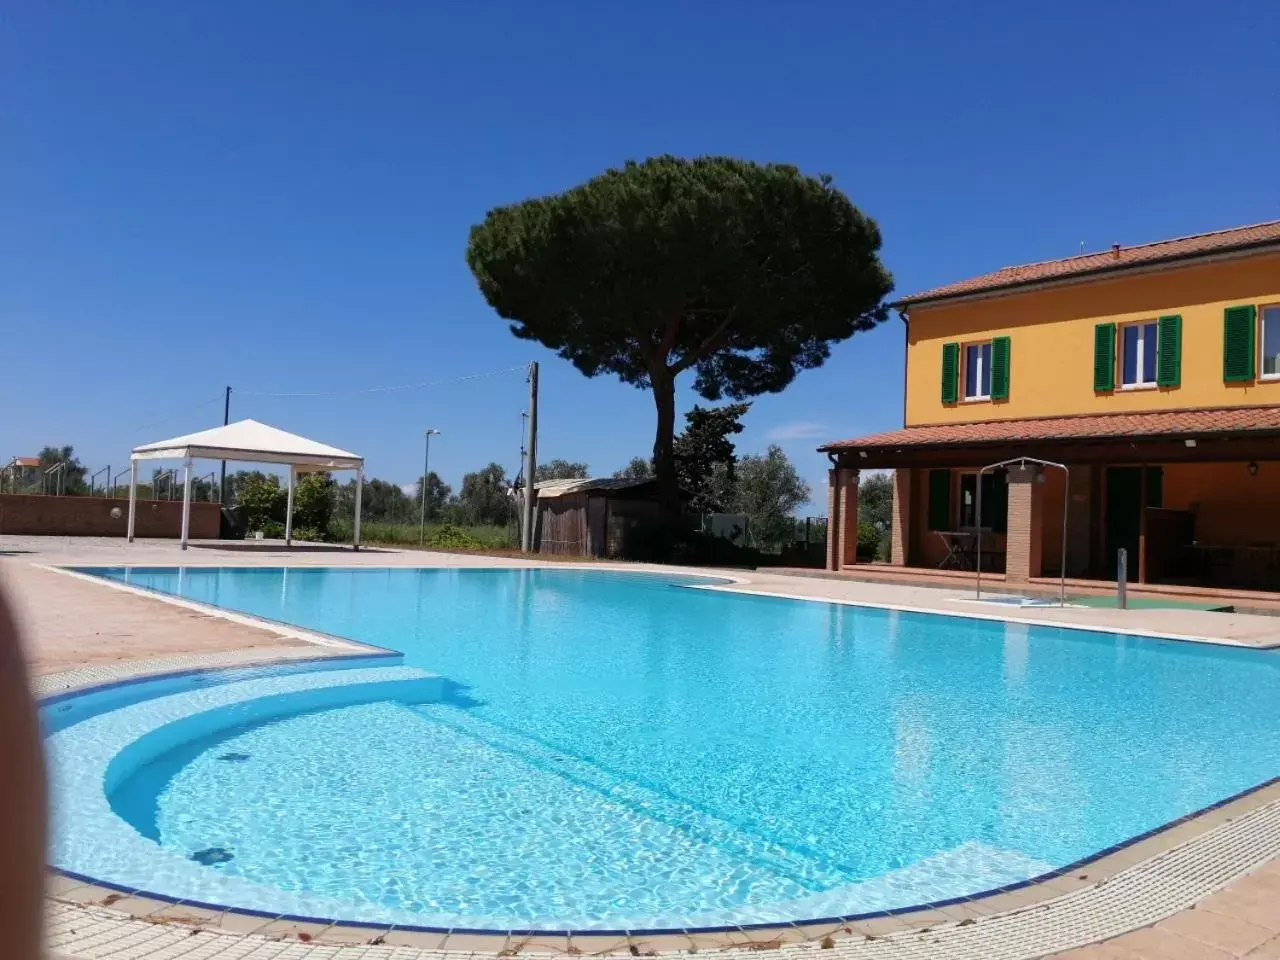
[1068,595,1234,612]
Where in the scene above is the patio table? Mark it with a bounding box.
[937,531,977,570]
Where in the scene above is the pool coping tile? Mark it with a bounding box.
[95,893,176,919]
[564,933,633,956]
[315,923,394,945]
[254,918,337,942]
[143,901,235,929]
[440,932,512,952]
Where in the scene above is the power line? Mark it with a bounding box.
[131,394,225,435]
[234,365,529,399]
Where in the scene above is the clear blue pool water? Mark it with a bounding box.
[58,566,1280,930]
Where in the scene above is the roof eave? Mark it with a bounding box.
[891,237,1280,311]
[821,426,1280,456]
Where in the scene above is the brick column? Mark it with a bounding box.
[838,468,859,567]
[1006,466,1045,584]
[826,468,860,570]
[825,469,841,570]
[890,468,912,566]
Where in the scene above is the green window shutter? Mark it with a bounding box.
[927,469,951,531]
[990,336,1011,400]
[941,342,959,404]
[1156,315,1182,387]
[1093,323,1116,391]
[1223,305,1257,382]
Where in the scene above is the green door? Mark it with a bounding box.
[1105,467,1162,580]
[1105,468,1141,580]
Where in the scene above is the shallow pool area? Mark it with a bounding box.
[46,566,1280,932]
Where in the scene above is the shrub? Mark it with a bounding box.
[292,472,335,533]
[671,530,761,568]
[238,474,285,532]
[427,524,485,550]
[857,522,880,560]
[260,520,285,539]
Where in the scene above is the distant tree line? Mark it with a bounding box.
[15,424,823,554]
[607,403,813,551]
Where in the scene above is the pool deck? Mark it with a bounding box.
[4,534,1278,960]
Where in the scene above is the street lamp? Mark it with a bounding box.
[420,429,441,546]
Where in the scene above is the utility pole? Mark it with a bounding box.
[521,361,539,552]
[419,428,440,546]
[219,385,231,504]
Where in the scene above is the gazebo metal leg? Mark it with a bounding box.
[180,458,192,550]
[353,467,363,551]
[127,460,138,543]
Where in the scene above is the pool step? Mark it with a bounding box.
[408,704,852,893]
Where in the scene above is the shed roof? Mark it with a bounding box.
[534,476,656,499]
[131,419,362,470]
[896,219,1280,307]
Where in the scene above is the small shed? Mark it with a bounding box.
[533,477,665,558]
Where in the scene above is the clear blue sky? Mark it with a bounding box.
[3,1,1278,507]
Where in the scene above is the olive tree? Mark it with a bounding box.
[466,155,892,522]
[734,445,811,550]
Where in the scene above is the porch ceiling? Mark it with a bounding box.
[821,405,1280,469]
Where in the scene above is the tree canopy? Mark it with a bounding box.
[36,445,87,495]
[734,445,811,549]
[613,457,653,480]
[535,459,590,482]
[674,403,749,513]
[414,471,452,521]
[458,462,514,526]
[467,155,893,522]
[292,472,335,536]
[235,472,284,532]
[858,473,893,535]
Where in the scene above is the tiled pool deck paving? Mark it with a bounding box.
[4,535,1278,960]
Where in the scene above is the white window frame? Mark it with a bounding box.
[962,341,992,401]
[1118,319,1159,390]
[1259,304,1280,381]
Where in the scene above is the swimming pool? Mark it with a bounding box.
[46,566,1280,932]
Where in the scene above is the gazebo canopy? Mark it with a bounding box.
[131,419,362,471]
[127,419,365,550]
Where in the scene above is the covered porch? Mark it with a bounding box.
[820,406,1280,594]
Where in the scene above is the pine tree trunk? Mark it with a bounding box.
[650,371,682,529]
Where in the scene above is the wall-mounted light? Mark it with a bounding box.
[1248,461,1259,476]
[1184,439,1197,448]
[859,451,868,459]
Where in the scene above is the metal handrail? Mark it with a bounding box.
[153,469,177,501]
[43,461,67,496]
[975,456,1070,606]
[89,465,110,496]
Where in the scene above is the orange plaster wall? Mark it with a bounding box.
[1161,462,1280,546]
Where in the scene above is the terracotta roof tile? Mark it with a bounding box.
[898,219,1280,306]
[819,406,1280,451]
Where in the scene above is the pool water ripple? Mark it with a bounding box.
[54,566,1280,931]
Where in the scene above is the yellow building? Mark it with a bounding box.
[820,219,1280,593]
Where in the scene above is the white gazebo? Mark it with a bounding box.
[129,419,365,550]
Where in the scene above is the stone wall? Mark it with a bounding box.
[0,494,221,539]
